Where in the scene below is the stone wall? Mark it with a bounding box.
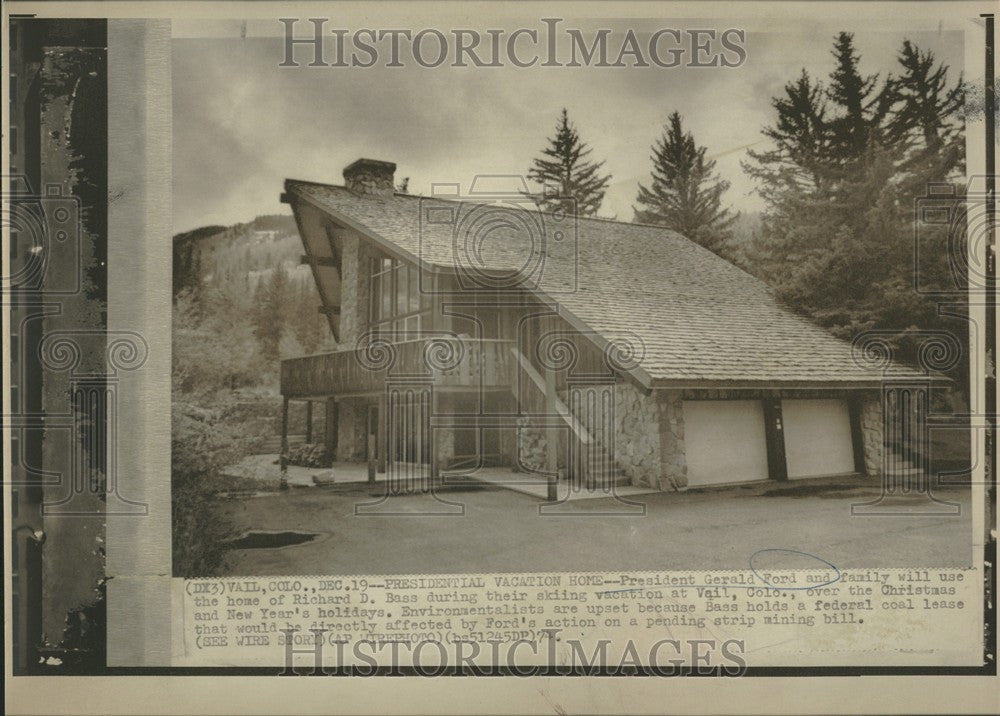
[514,382,682,489]
[337,232,374,347]
[343,159,396,197]
[345,170,394,196]
[611,382,663,488]
[516,416,550,473]
[513,364,555,473]
[858,391,883,477]
[656,391,687,490]
[512,381,677,489]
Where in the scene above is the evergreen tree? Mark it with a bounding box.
[526,108,612,216]
[890,40,966,188]
[825,33,896,161]
[633,111,736,254]
[742,33,967,389]
[252,264,289,362]
[745,70,832,196]
[291,279,325,355]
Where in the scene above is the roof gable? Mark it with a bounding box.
[285,179,929,386]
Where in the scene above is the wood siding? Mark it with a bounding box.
[281,338,516,398]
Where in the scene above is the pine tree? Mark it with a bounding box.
[526,108,612,216]
[291,279,325,355]
[633,111,736,254]
[742,33,967,389]
[825,33,896,161]
[252,263,288,362]
[890,40,966,188]
[745,69,831,196]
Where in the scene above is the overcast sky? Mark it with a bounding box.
[172,18,964,233]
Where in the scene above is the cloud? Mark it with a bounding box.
[172,24,965,233]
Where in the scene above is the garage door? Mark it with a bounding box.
[781,399,856,479]
[683,400,770,487]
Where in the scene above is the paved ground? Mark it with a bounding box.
[217,477,974,576]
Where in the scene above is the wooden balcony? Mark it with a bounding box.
[281,337,515,398]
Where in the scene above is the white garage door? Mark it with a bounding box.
[683,400,770,487]
[781,399,856,479]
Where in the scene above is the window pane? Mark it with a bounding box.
[409,266,420,312]
[371,274,380,320]
[381,271,392,319]
[397,264,408,315]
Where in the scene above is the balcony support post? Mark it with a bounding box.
[279,396,289,490]
[325,398,339,461]
[377,394,387,474]
[430,390,440,483]
[544,318,559,502]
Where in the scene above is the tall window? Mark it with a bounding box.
[370,256,430,339]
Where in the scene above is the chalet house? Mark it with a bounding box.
[279,158,929,495]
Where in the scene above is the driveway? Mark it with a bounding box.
[216,478,974,576]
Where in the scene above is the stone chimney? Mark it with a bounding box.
[343,158,396,197]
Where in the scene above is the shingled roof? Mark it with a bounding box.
[286,179,929,387]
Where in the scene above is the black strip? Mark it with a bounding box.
[7,17,109,676]
[762,399,788,481]
[981,12,997,675]
[847,396,868,475]
[9,664,997,677]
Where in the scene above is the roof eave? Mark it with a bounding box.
[284,180,449,274]
[647,376,952,390]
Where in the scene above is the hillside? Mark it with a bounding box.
[172,214,338,399]
[173,214,321,295]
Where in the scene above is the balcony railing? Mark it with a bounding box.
[281,337,515,397]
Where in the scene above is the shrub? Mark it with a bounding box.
[285,442,332,468]
[171,395,265,577]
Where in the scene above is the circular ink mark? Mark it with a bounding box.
[748,548,842,590]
